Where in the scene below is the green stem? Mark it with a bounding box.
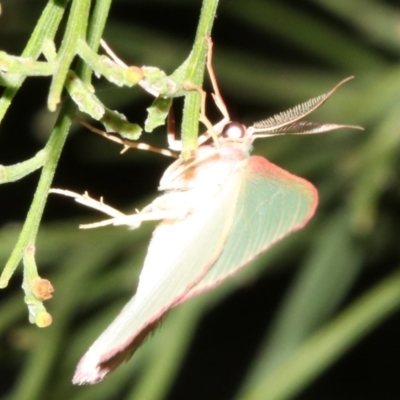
[180,0,220,158]
[11,242,119,400]
[0,100,75,288]
[0,0,68,122]
[22,245,52,327]
[0,150,47,184]
[1,0,113,290]
[77,40,142,87]
[81,0,113,82]
[0,52,55,76]
[47,0,91,110]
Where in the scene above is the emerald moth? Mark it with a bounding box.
[51,38,362,384]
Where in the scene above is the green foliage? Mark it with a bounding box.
[1,0,400,399]
[0,0,217,326]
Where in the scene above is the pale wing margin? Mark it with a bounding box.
[74,173,241,384]
[185,155,318,298]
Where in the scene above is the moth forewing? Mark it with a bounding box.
[179,154,319,301]
[73,158,243,384]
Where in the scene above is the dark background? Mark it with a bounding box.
[1,0,399,399]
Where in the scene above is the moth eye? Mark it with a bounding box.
[222,122,246,140]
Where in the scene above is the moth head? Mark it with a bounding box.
[221,122,248,141]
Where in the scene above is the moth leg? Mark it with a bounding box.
[188,35,232,148]
[76,116,178,158]
[81,202,194,229]
[49,188,141,229]
[50,188,193,230]
[204,35,230,123]
[49,189,124,216]
[100,39,163,98]
[49,189,138,229]
[106,191,199,228]
[100,39,128,68]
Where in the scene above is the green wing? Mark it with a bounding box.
[184,155,318,300]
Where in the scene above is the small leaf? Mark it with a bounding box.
[145,97,172,133]
[100,109,142,140]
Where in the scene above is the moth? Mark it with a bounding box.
[52,38,362,385]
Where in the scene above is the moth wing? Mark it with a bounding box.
[184,155,318,299]
[73,172,241,384]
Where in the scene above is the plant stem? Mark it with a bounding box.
[0,0,68,122]
[81,0,113,82]
[0,100,75,288]
[48,0,91,110]
[180,0,220,158]
[0,150,47,184]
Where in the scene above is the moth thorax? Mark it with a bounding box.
[222,122,246,140]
